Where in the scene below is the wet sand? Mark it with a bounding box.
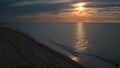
[0,26,85,68]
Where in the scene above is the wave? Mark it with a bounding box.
[48,38,119,67]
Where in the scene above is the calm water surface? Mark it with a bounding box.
[4,22,120,68]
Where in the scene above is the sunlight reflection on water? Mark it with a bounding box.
[69,55,81,62]
[73,23,88,52]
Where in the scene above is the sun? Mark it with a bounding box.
[78,6,85,10]
[72,3,87,11]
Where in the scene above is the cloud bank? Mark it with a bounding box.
[0,0,120,23]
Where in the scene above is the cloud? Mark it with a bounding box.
[0,2,72,19]
[4,9,120,23]
[8,0,72,6]
[0,0,120,23]
[84,2,120,8]
[72,0,120,8]
[73,0,120,3]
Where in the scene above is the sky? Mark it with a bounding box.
[0,0,120,23]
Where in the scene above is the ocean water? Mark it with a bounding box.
[3,22,120,68]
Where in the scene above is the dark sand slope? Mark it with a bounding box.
[0,26,85,68]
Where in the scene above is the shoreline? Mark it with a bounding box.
[0,26,85,68]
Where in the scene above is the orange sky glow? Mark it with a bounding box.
[4,2,120,23]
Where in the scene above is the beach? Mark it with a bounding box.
[0,26,85,68]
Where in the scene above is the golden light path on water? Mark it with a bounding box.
[69,23,88,62]
[74,23,88,52]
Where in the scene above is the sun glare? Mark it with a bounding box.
[72,3,87,11]
[78,6,85,10]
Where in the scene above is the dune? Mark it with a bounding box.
[0,26,85,68]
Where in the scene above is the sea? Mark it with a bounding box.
[3,22,120,68]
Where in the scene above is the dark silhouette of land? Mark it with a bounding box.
[0,26,85,68]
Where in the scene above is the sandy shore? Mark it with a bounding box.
[0,26,85,68]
